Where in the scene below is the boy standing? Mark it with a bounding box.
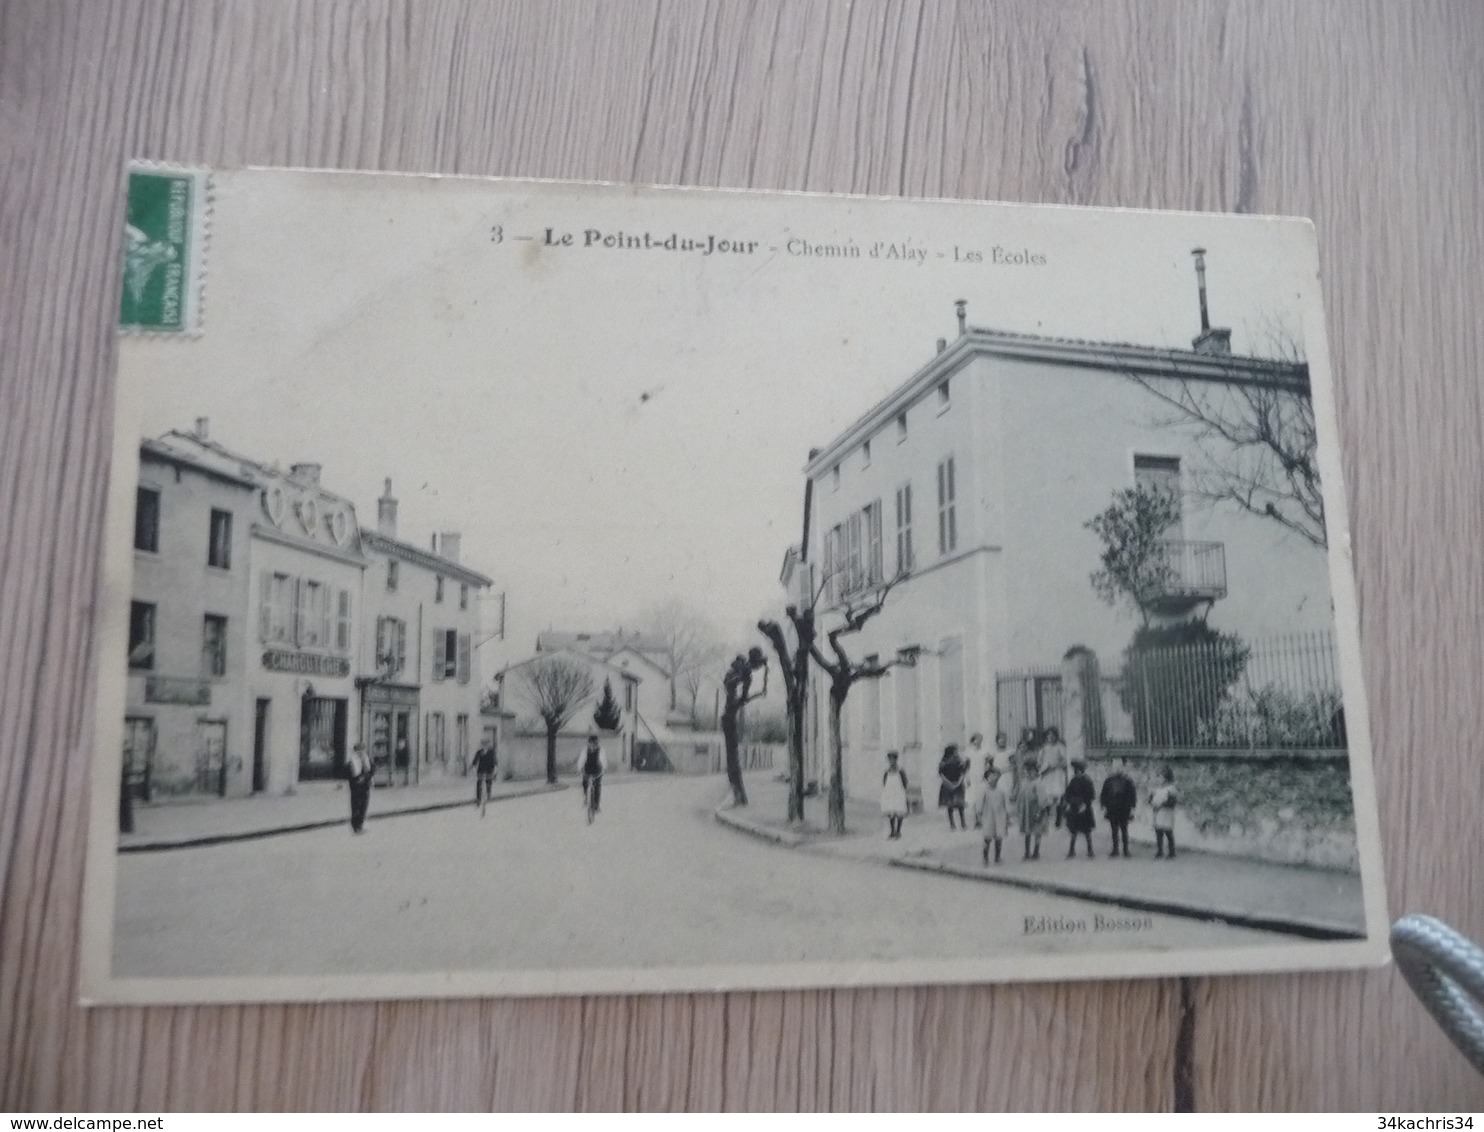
[1099,757,1137,857]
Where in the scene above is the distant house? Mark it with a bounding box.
[494,647,641,778]
[794,256,1334,802]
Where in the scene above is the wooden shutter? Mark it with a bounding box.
[432,629,446,682]
[395,619,407,673]
[457,632,471,684]
[259,572,272,642]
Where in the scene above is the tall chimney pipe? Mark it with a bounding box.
[194,417,209,440]
[1192,247,1210,332]
[377,478,398,537]
[954,299,967,335]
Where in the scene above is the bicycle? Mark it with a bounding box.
[583,774,601,824]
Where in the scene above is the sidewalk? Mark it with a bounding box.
[119,777,565,852]
[715,774,1366,940]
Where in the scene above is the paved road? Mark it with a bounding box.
[114,775,1281,978]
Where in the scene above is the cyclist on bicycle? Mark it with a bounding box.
[580,731,606,816]
[472,741,498,811]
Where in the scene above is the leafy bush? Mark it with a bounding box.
[1118,622,1250,745]
[1199,685,1346,748]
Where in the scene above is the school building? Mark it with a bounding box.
[787,254,1336,804]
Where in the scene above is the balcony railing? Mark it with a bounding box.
[1150,539,1227,607]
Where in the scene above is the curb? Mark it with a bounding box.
[888,856,1365,942]
[713,801,812,848]
[119,783,567,853]
[712,795,1364,943]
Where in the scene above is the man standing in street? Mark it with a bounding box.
[472,740,498,814]
[346,741,374,835]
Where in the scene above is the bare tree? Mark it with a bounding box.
[1123,338,1325,548]
[643,599,728,719]
[809,574,908,835]
[1085,486,1185,626]
[719,647,769,806]
[520,658,596,784]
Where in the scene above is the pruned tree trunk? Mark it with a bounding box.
[788,676,807,822]
[720,699,747,806]
[827,684,847,834]
[545,727,558,784]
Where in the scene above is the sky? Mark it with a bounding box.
[120,170,1327,674]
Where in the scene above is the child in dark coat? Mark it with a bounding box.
[1062,758,1096,858]
[1099,756,1137,857]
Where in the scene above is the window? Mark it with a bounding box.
[896,411,908,443]
[134,487,160,553]
[426,712,446,765]
[624,682,634,711]
[456,714,469,767]
[460,583,469,611]
[863,500,883,585]
[862,656,882,744]
[895,484,914,574]
[895,663,919,747]
[335,588,352,653]
[822,525,838,606]
[831,464,841,492]
[202,614,228,677]
[862,439,872,468]
[844,512,863,595]
[297,580,327,648]
[207,508,232,568]
[376,616,407,675]
[435,576,445,603]
[936,456,957,555]
[260,572,293,643]
[128,601,155,670]
[432,629,469,682]
[937,379,951,412]
[1134,453,1184,533]
[386,559,399,592]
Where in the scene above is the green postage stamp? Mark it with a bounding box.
[119,163,208,333]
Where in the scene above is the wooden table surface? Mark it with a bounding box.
[3,0,1483,1111]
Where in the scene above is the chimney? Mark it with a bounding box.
[1190,248,1232,356]
[438,531,462,563]
[936,337,947,354]
[290,462,322,486]
[954,299,967,335]
[193,417,209,440]
[377,477,398,537]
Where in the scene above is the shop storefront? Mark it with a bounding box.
[360,680,420,786]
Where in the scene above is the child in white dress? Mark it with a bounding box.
[1151,764,1178,859]
[880,750,909,840]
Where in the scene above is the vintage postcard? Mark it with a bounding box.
[80,165,1388,1004]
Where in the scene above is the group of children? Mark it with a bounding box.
[879,730,1180,864]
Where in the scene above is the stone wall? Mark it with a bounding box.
[1086,749,1358,871]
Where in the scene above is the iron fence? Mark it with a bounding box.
[996,667,1066,743]
[1083,629,1344,749]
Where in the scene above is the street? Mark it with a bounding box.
[114,775,1281,979]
